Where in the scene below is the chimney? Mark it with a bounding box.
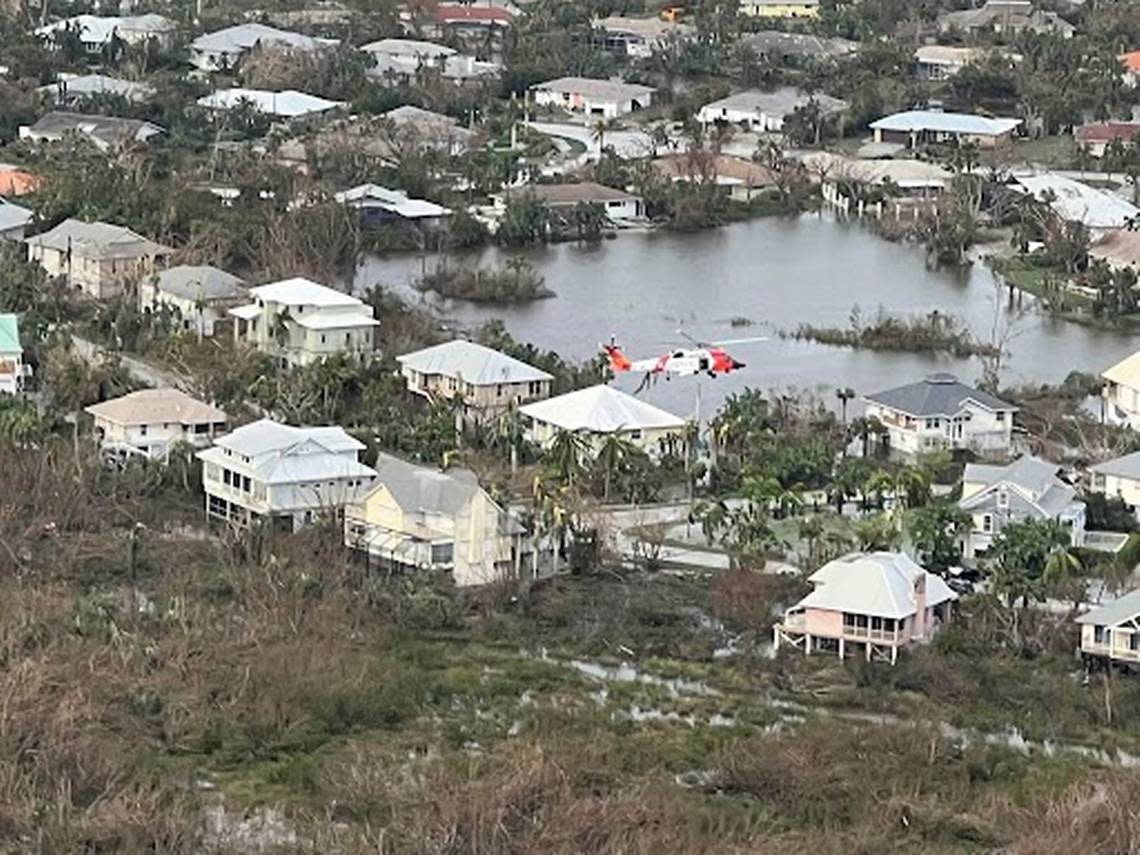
[911,571,927,641]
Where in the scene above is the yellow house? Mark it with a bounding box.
[739,0,819,19]
[344,453,528,587]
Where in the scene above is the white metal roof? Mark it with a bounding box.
[40,74,154,102]
[197,88,345,118]
[397,340,552,385]
[191,23,338,54]
[520,384,684,433]
[199,418,373,485]
[293,310,380,330]
[333,184,452,219]
[797,552,957,619]
[1014,172,1140,230]
[870,110,1021,136]
[0,201,33,233]
[248,278,366,308]
[360,37,455,58]
[1077,588,1140,626]
[36,14,174,43]
[532,76,655,102]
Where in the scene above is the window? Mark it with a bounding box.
[1094,625,1107,644]
[194,423,209,434]
[320,334,326,344]
[431,543,454,565]
[497,384,504,398]
[345,332,351,346]
[996,411,1006,422]
[871,616,882,631]
[629,430,642,440]
[982,514,993,533]
[139,424,148,436]
[223,469,232,487]
[1131,633,1140,652]
[997,489,1009,509]
[241,476,251,493]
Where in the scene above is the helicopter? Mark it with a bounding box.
[601,330,767,393]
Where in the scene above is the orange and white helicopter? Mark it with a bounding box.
[602,330,767,393]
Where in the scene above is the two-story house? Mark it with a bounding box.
[396,340,553,425]
[229,278,379,367]
[197,419,378,532]
[773,551,957,665]
[958,456,1086,560]
[1102,350,1140,430]
[1077,589,1140,667]
[863,373,1017,457]
[86,389,228,462]
[0,314,29,395]
[140,265,246,337]
[26,219,172,300]
[1091,450,1140,520]
[344,453,528,587]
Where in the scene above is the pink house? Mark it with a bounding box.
[774,552,957,664]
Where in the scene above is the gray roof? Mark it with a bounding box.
[1077,588,1140,626]
[960,455,1079,519]
[0,201,33,233]
[152,265,245,301]
[700,87,848,119]
[864,373,1015,417]
[24,111,163,149]
[1092,450,1140,481]
[40,74,154,103]
[374,451,480,515]
[397,340,551,386]
[191,23,338,54]
[740,30,858,59]
[532,76,655,101]
[26,218,171,259]
[510,181,640,206]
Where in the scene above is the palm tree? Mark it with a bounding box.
[894,465,931,510]
[835,387,855,428]
[192,282,209,344]
[591,118,615,152]
[797,515,825,566]
[594,432,636,502]
[544,428,591,487]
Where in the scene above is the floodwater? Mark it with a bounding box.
[355,213,1140,418]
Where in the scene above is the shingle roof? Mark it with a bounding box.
[0,314,21,354]
[870,110,1021,136]
[512,182,639,206]
[1092,450,1140,481]
[85,388,227,427]
[397,340,552,386]
[373,451,480,515]
[152,265,245,302]
[532,76,655,101]
[23,111,164,149]
[960,455,1079,518]
[798,551,957,619]
[520,384,684,433]
[1077,588,1140,625]
[26,218,171,259]
[864,373,1014,417]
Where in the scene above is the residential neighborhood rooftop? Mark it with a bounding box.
[1014,172,1140,230]
[520,384,685,433]
[151,265,245,301]
[0,314,21,353]
[1076,588,1140,626]
[197,89,346,118]
[509,182,639,206]
[190,23,338,54]
[85,389,227,427]
[1091,450,1140,480]
[531,76,656,100]
[373,451,481,515]
[799,552,957,620]
[701,87,848,117]
[26,219,171,258]
[397,340,553,386]
[870,110,1022,136]
[247,278,365,307]
[865,373,1015,416]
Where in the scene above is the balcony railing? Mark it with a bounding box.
[843,625,902,643]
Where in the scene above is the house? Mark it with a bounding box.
[189,24,339,72]
[39,73,154,104]
[1121,51,1140,88]
[870,111,1021,149]
[531,76,655,118]
[1013,173,1139,233]
[139,265,246,337]
[26,219,173,300]
[19,111,164,152]
[491,183,644,219]
[1077,589,1140,666]
[938,1,1074,38]
[396,340,553,422]
[85,389,228,462]
[519,384,686,458]
[35,14,176,52]
[0,200,33,241]
[958,456,1085,560]
[1074,122,1140,158]
[344,452,528,587]
[361,37,499,83]
[0,314,28,395]
[1101,351,1140,430]
[594,16,695,58]
[333,184,452,229]
[739,31,858,63]
[696,87,848,133]
[773,552,957,664]
[739,0,820,19]
[652,153,777,201]
[1091,451,1140,519]
[431,3,515,38]
[0,165,39,197]
[229,277,379,367]
[863,373,1017,457]
[197,419,378,532]
[197,89,346,120]
[800,152,952,201]
[1090,229,1140,273]
[914,46,1018,80]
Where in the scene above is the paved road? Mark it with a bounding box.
[526,121,658,161]
[71,334,184,389]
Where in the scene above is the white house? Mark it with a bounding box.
[197,419,378,532]
[344,452,528,587]
[229,277,379,367]
[0,200,33,241]
[1101,351,1140,430]
[863,373,1017,457]
[86,389,228,462]
[197,89,346,120]
[1091,451,1140,519]
[35,14,175,52]
[361,37,499,83]
[140,265,246,337]
[0,314,28,396]
[1077,589,1140,666]
[334,184,452,229]
[696,87,848,133]
[773,552,956,665]
[519,384,686,459]
[530,76,655,118]
[870,110,1022,149]
[1014,173,1140,234]
[39,73,155,104]
[958,455,1086,560]
[595,16,695,58]
[491,182,645,220]
[913,46,1019,80]
[189,24,339,72]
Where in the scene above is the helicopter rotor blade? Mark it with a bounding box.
[708,336,770,347]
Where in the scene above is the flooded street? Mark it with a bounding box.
[356,214,1140,417]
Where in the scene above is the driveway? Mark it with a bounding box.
[526,121,658,161]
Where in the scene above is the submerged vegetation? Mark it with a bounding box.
[416,257,554,303]
[789,306,999,358]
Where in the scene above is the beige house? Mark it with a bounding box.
[1102,350,1140,430]
[397,340,552,423]
[229,277,379,367]
[140,265,246,337]
[519,384,686,459]
[1077,589,1140,666]
[345,453,528,587]
[26,219,172,300]
[86,388,228,462]
[774,552,957,664]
